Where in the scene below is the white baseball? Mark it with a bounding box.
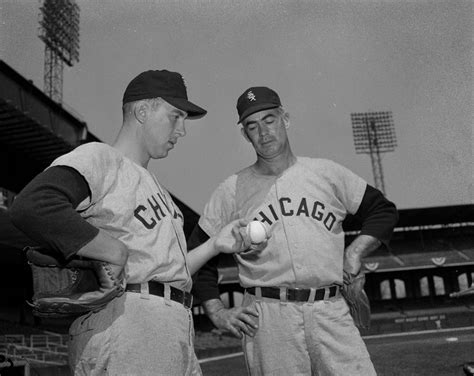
[246,221,268,244]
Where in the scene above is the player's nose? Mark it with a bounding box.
[175,120,186,138]
[258,123,270,136]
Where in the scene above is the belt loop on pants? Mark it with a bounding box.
[323,286,330,301]
[255,286,262,302]
[140,282,150,300]
[306,287,316,304]
[164,284,172,306]
[279,287,288,305]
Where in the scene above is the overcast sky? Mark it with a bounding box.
[1,0,472,213]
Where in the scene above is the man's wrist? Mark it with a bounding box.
[345,247,362,263]
[208,237,220,258]
[203,298,226,317]
[345,234,381,259]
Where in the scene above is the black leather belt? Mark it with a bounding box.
[245,285,340,302]
[126,281,193,309]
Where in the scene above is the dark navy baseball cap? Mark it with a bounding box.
[236,86,281,124]
[122,70,207,119]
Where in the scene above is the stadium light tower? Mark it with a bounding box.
[351,111,397,194]
[38,0,80,103]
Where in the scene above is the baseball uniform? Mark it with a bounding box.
[50,142,201,376]
[10,68,210,376]
[199,157,376,376]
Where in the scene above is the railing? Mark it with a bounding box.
[0,332,69,367]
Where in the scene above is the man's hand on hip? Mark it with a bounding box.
[203,298,259,339]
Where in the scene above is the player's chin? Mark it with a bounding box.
[165,142,176,153]
[152,149,169,159]
[156,144,176,158]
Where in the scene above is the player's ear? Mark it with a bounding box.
[283,112,290,129]
[134,101,148,124]
[240,127,251,143]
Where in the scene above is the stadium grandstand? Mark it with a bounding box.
[0,58,472,372]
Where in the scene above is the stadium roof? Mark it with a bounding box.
[0,60,88,192]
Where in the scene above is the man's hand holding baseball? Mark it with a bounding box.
[214,219,253,255]
[187,219,252,275]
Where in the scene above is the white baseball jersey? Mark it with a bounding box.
[199,157,367,288]
[51,142,192,291]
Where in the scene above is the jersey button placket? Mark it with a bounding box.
[285,218,304,282]
[275,179,302,284]
[289,221,308,282]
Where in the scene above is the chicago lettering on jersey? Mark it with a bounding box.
[254,197,337,231]
[134,192,183,229]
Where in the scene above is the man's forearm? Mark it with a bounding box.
[344,234,381,275]
[187,238,218,276]
[187,219,249,276]
[346,234,381,259]
[202,298,226,317]
[77,229,128,266]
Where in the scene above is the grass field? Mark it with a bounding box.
[200,327,474,376]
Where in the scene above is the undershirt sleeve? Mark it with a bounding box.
[351,184,399,248]
[188,224,221,302]
[9,165,99,259]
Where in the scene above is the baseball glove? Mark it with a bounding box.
[341,271,371,330]
[25,246,126,318]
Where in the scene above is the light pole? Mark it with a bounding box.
[351,111,397,194]
[38,0,80,103]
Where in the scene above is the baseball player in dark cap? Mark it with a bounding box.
[10,70,253,375]
[190,86,399,375]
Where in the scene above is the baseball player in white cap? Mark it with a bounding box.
[190,86,399,375]
[11,70,252,376]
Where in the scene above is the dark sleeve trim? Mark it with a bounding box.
[187,223,210,251]
[9,166,99,258]
[353,185,399,248]
[188,224,221,302]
